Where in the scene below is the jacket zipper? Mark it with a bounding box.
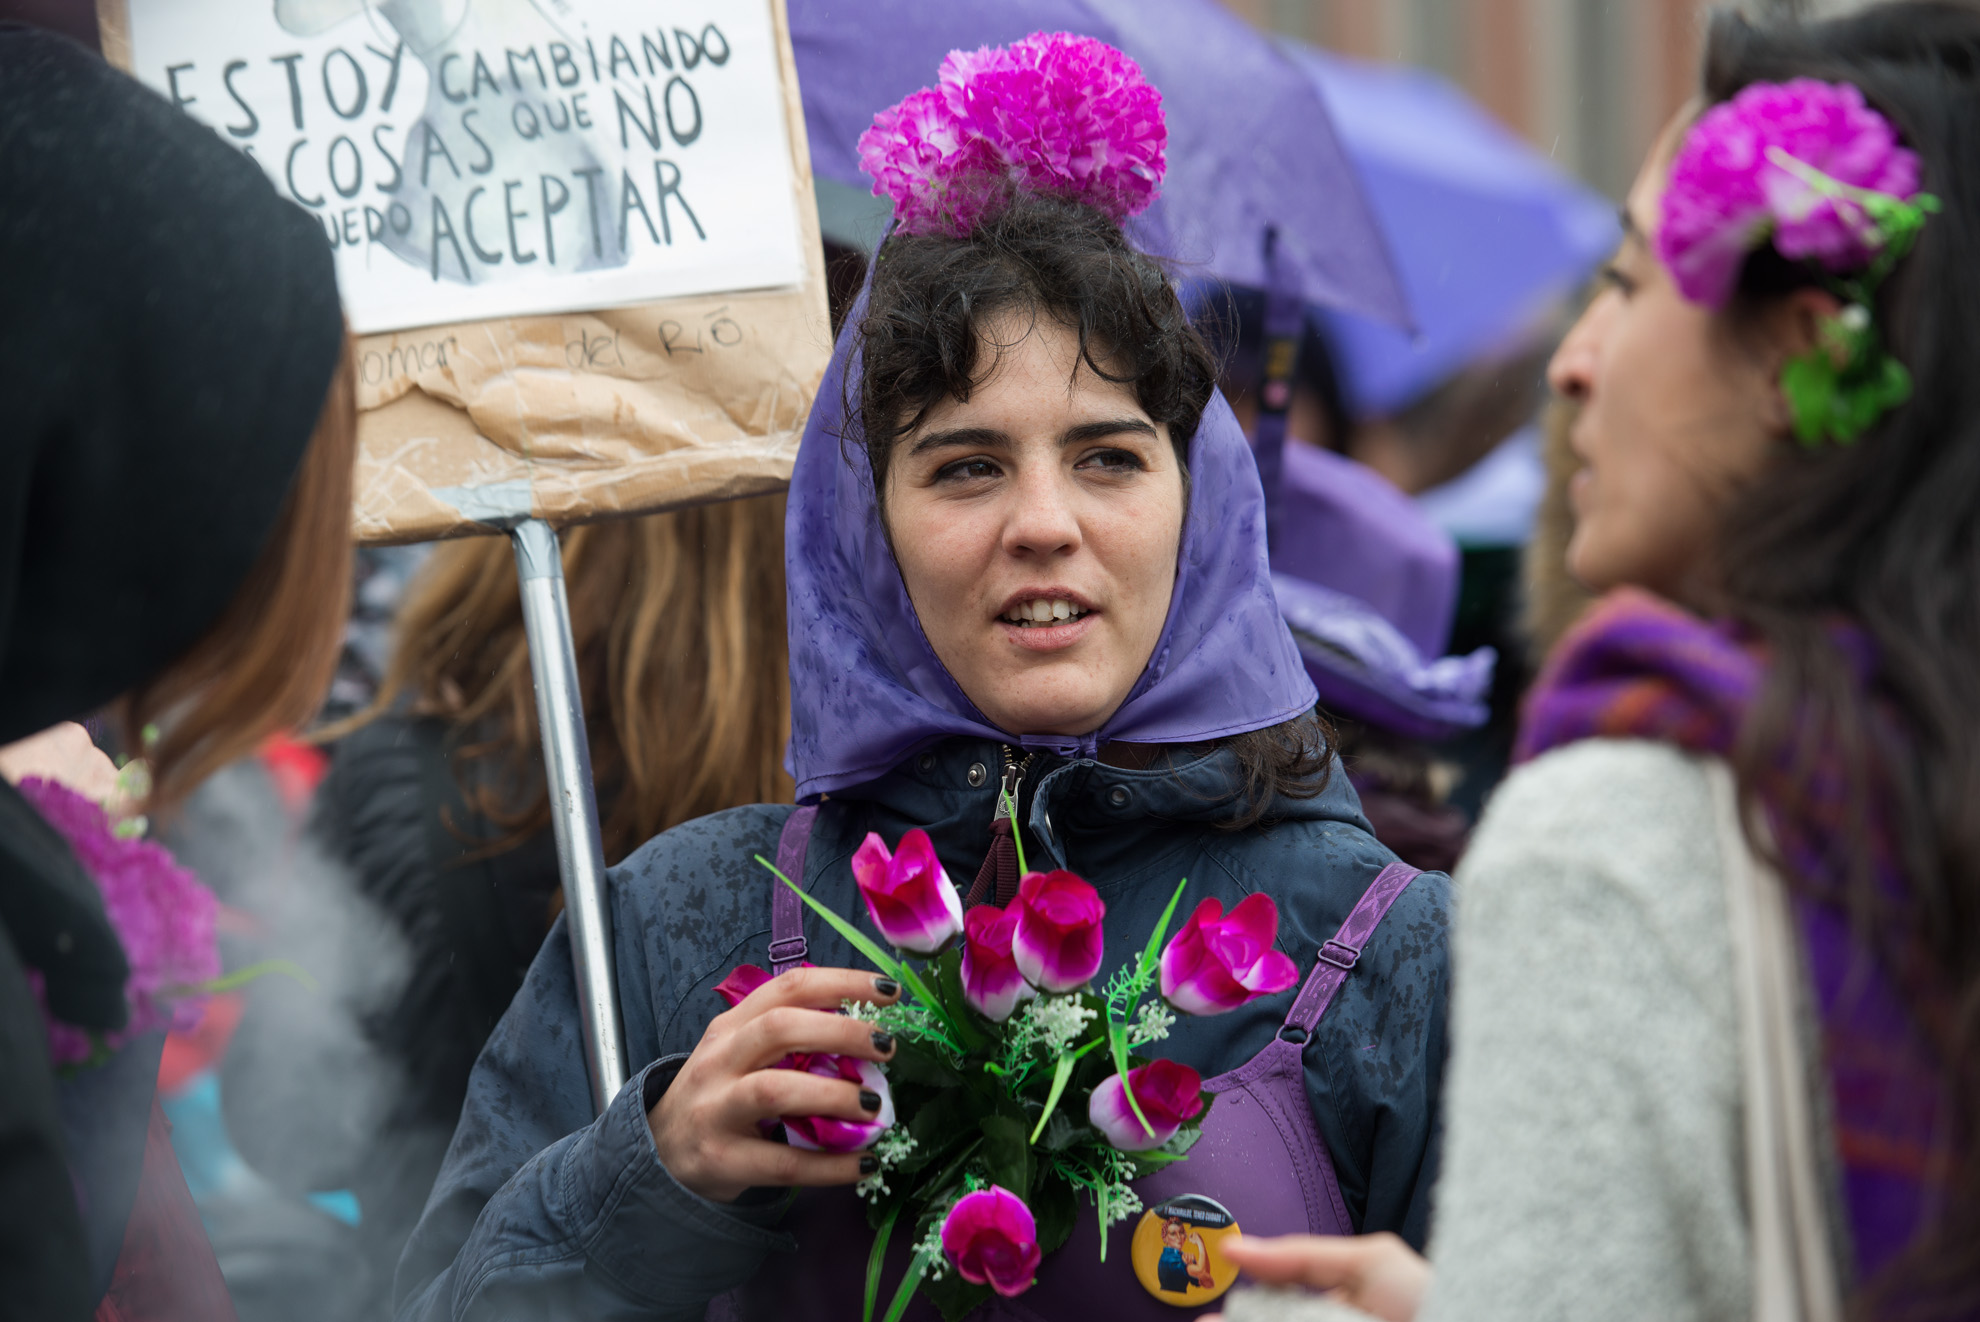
[994,745,1034,827]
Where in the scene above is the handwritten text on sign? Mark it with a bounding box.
[124,0,807,334]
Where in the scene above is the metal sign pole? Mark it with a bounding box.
[509,517,627,1114]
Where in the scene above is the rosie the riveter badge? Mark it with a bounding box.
[1130,1194,1239,1306]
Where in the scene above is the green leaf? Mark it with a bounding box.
[1134,877,1191,983]
[865,1204,901,1322]
[980,1114,1031,1194]
[880,1245,935,1322]
[1782,349,1837,446]
[884,1039,962,1091]
[1108,1021,1155,1140]
[1032,1175,1079,1256]
[1027,1052,1079,1144]
[922,1267,993,1321]
[929,951,994,1054]
[1038,1110,1084,1152]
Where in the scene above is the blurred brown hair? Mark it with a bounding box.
[349,495,792,864]
[122,334,358,816]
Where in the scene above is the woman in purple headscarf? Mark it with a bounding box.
[395,33,1450,1322]
[1217,7,1980,1322]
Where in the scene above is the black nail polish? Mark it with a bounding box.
[860,1154,879,1175]
[871,1031,895,1054]
[874,977,900,997]
[860,1089,882,1112]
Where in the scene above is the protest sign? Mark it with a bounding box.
[101,0,832,543]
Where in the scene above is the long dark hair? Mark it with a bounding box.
[1704,6,1980,1315]
[855,195,1331,825]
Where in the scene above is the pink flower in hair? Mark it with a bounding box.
[857,32,1167,237]
[1657,78,1923,307]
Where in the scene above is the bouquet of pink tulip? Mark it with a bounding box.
[749,820,1298,1321]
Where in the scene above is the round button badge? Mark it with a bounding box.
[1130,1194,1239,1307]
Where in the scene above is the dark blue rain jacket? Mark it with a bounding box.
[395,740,1450,1321]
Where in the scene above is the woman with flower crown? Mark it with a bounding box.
[1213,7,1980,1322]
[395,32,1451,1322]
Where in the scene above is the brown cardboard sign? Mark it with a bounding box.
[100,0,831,543]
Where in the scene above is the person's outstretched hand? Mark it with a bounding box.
[1207,1232,1431,1322]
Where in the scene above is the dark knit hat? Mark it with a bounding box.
[0,25,344,1031]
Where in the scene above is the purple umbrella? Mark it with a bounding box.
[788,0,1409,324]
[1292,45,1620,417]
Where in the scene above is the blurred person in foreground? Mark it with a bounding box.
[0,25,353,1321]
[1216,5,1980,1321]
[221,497,791,1314]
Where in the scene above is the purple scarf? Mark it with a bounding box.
[783,290,1317,802]
[1520,588,1952,1288]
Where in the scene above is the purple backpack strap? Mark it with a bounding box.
[770,805,819,976]
[1281,861,1422,1039]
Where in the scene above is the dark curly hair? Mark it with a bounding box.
[850,194,1331,828]
[852,194,1219,497]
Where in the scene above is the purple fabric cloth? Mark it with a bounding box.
[1519,588,1951,1287]
[784,298,1317,801]
[1273,575,1491,742]
[1272,443,1459,659]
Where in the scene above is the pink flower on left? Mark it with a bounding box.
[851,828,964,954]
[19,777,218,1066]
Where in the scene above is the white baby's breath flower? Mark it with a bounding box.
[1126,1001,1175,1047]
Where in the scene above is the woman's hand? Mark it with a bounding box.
[1211,1232,1431,1322]
[648,966,901,1203]
[0,722,125,807]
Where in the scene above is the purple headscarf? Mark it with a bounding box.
[785,292,1318,802]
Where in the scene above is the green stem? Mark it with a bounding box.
[176,959,317,997]
[1003,784,1030,878]
[754,856,957,1039]
[864,1204,901,1322]
[880,1246,936,1322]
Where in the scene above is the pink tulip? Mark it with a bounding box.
[1009,870,1105,992]
[777,1052,896,1153]
[1088,1058,1206,1151]
[851,829,964,954]
[959,904,1033,1022]
[713,963,773,1008]
[1159,894,1300,1016]
[940,1186,1041,1298]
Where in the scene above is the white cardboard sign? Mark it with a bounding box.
[114,0,809,334]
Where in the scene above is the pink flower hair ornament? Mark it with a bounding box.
[1655,78,1939,445]
[856,32,1167,238]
